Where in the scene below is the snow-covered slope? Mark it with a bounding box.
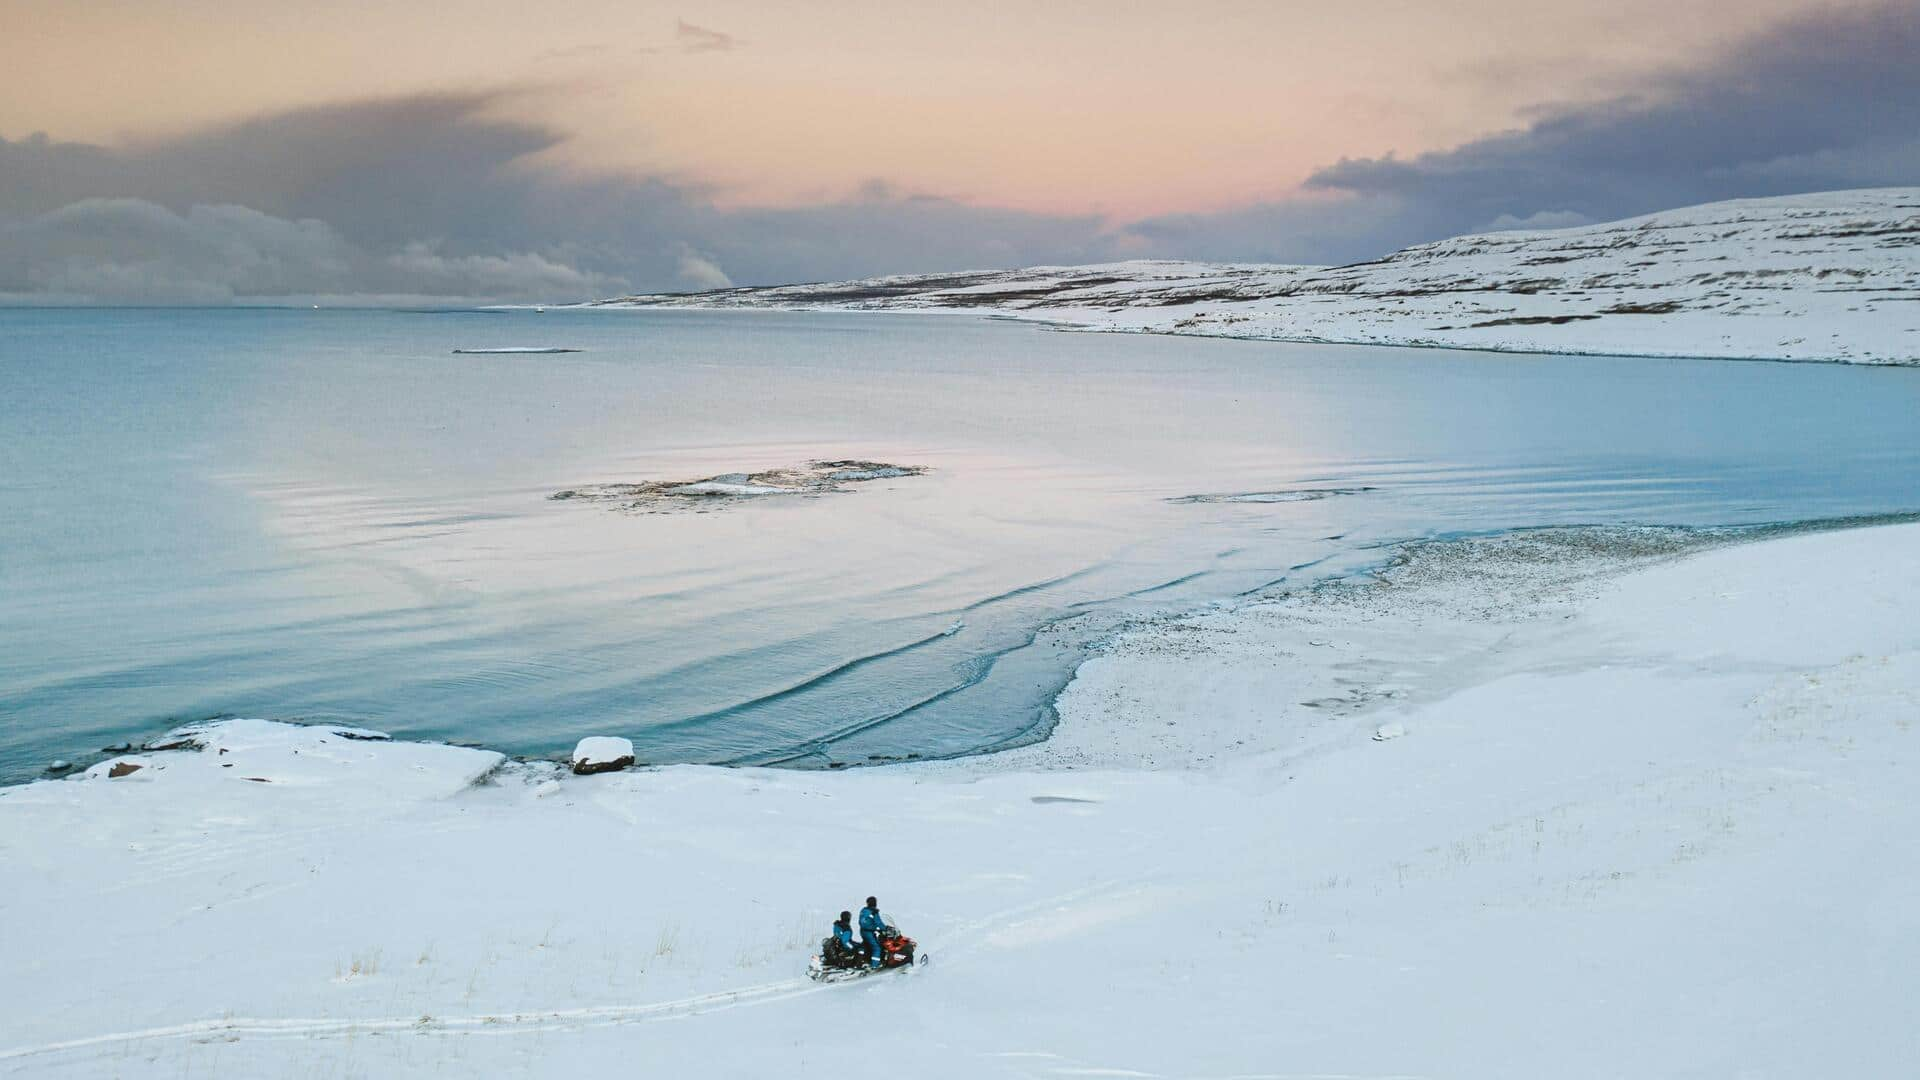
[5,520,1917,1077]
[595,189,1920,364]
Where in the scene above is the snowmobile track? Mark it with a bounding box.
[0,977,834,1065]
[0,877,1142,1067]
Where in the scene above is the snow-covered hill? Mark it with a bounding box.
[5,521,1918,1076]
[595,189,1920,364]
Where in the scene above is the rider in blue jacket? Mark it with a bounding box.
[859,896,885,969]
[832,911,856,959]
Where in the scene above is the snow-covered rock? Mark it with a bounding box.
[571,736,636,775]
[550,460,927,514]
[84,755,154,780]
[71,722,498,798]
[591,188,1920,365]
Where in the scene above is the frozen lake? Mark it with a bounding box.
[2,307,1916,781]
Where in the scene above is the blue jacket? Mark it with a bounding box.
[859,906,884,937]
[833,923,855,949]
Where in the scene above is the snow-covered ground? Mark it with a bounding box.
[592,188,1920,364]
[4,519,1917,1077]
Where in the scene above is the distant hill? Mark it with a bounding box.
[592,189,1920,365]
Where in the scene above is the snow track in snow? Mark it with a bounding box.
[0,876,1152,1067]
[0,978,829,1063]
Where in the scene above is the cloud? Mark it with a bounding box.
[1301,2,1920,240]
[695,189,1111,286]
[0,92,564,246]
[675,19,740,53]
[1479,210,1592,233]
[381,241,626,299]
[0,197,625,305]
[2,3,1914,304]
[0,96,638,304]
[1117,193,1420,267]
[674,245,734,289]
[0,199,352,304]
[1125,1,1920,265]
[0,92,1120,303]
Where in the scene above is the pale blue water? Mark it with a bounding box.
[2,308,1917,782]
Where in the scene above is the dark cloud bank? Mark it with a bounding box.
[0,94,1110,304]
[1134,1,1920,264]
[1,2,1915,304]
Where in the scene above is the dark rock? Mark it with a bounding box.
[144,734,200,752]
[570,736,636,776]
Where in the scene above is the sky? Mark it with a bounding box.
[1,0,1916,303]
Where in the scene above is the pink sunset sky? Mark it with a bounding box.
[2,0,1916,301]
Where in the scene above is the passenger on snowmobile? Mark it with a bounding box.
[859,897,885,969]
[817,912,865,970]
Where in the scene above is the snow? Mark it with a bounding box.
[591,188,1920,365]
[67,719,500,797]
[571,736,635,774]
[3,522,1918,1076]
[663,480,798,496]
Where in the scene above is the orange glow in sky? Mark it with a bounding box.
[0,0,1874,220]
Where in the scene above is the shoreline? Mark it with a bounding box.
[12,511,1916,788]
[568,301,1920,368]
[925,511,1919,775]
[4,515,1918,1075]
[572,189,1920,368]
[1043,316,1920,368]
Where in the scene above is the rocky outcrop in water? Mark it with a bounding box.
[552,460,927,513]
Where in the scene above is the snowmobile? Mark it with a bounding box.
[807,922,927,981]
